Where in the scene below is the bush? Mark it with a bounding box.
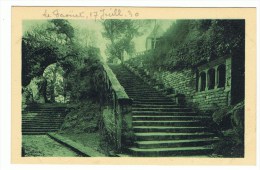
[212,101,244,157]
[212,105,233,131]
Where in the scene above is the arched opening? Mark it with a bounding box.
[208,69,215,90]
[200,72,206,91]
[218,64,226,88]
[43,63,66,103]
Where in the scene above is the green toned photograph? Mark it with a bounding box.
[21,19,245,157]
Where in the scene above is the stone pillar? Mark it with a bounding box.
[225,57,232,105]
[214,66,219,89]
[205,69,209,91]
[198,73,202,92]
[225,57,232,89]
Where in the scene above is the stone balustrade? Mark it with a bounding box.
[94,62,133,152]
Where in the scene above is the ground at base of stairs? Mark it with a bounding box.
[56,132,109,156]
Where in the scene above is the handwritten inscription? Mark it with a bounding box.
[43,8,140,20]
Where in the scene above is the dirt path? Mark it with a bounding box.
[22,135,80,157]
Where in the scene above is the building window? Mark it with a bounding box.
[208,69,215,90]
[197,63,226,92]
[200,72,206,91]
[218,64,226,88]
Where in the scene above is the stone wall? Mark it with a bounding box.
[126,57,233,111]
[154,69,196,105]
[192,87,228,110]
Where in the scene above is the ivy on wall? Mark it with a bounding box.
[130,20,245,72]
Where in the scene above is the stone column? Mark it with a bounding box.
[214,66,219,89]
[225,57,232,105]
[225,57,232,89]
[205,69,209,91]
[198,73,202,92]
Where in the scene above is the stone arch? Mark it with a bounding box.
[208,68,215,90]
[43,63,66,103]
[217,64,226,88]
[199,72,206,91]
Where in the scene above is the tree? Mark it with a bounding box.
[102,20,150,62]
[22,19,75,86]
[23,19,103,104]
[143,19,245,71]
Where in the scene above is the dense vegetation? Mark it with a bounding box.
[134,20,245,71]
[22,19,102,103]
[22,19,102,133]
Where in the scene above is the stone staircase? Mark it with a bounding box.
[22,104,67,135]
[109,64,219,157]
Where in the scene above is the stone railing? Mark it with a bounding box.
[94,62,133,152]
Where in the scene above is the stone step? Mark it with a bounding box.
[132,111,196,116]
[22,124,61,130]
[24,111,66,114]
[130,97,173,101]
[126,91,162,95]
[133,126,210,133]
[22,121,64,124]
[22,114,65,117]
[26,107,66,110]
[26,108,66,112]
[135,138,219,149]
[135,98,173,101]
[128,95,166,99]
[122,83,152,87]
[22,118,65,121]
[120,83,147,87]
[22,128,59,134]
[133,120,202,126]
[22,105,67,135]
[132,115,210,121]
[22,131,51,135]
[22,116,65,119]
[133,101,175,105]
[128,146,214,157]
[134,132,216,141]
[133,104,181,108]
[132,108,192,112]
[133,113,197,117]
[22,124,63,128]
[127,92,167,96]
[125,88,160,92]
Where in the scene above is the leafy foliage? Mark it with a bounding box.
[134,20,245,71]
[22,19,102,104]
[102,20,151,62]
[22,19,74,86]
[212,102,244,157]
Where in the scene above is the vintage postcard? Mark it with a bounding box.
[11,6,256,165]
